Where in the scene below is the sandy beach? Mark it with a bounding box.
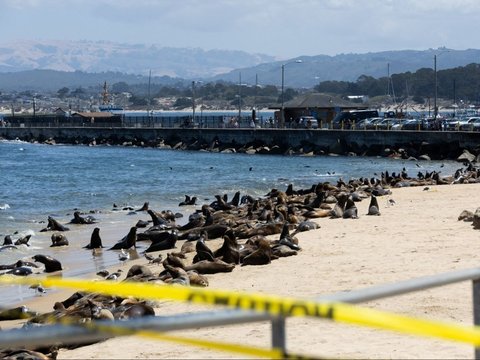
[4,181,480,359]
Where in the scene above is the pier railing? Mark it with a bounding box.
[2,267,480,358]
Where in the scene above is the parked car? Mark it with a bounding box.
[401,119,423,130]
[459,117,480,131]
[445,117,478,131]
[298,116,318,129]
[375,118,401,130]
[355,117,383,129]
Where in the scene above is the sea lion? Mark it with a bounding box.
[50,233,69,247]
[136,202,149,212]
[213,230,240,264]
[40,216,70,232]
[6,266,33,276]
[14,234,31,246]
[367,195,380,216]
[241,239,272,266]
[0,305,37,320]
[115,302,155,320]
[292,220,319,235]
[3,235,13,245]
[184,259,235,274]
[125,264,153,279]
[330,193,348,219]
[178,195,197,206]
[192,232,215,263]
[343,197,358,219]
[84,227,103,249]
[187,270,209,287]
[144,230,177,253]
[163,253,186,269]
[32,254,63,273]
[458,210,474,222]
[272,244,298,258]
[69,211,96,224]
[178,224,229,241]
[109,227,137,250]
[135,220,149,228]
[164,264,190,286]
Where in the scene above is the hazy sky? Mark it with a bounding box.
[1,0,480,59]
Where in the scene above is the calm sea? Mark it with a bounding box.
[0,139,460,306]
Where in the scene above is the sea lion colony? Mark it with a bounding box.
[0,164,479,359]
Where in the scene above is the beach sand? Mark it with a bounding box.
[6,182,480,359]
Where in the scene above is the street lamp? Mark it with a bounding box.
[192,81,196,122]
[281,59,302,128]
[433,50,450,119]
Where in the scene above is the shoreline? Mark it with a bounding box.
[1,167,480,358]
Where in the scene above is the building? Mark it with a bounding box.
[271,93,368,127]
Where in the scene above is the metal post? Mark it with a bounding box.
[473,279,480,359]
[271,316,286,353]
[434,54,438,120]
[192,81,196,124]
[238,72,242,123]
[281,64,285,129]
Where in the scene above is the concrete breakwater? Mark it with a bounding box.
[1,126,479,161]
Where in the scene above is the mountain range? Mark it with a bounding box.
[1,40,480,91]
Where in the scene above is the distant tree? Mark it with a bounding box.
[129,95,148,106]
[112,82,130,93]
[173,97,192,109]
[57,87,70,99]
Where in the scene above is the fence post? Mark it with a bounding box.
[473,279,480,359]
[271,316,286,353]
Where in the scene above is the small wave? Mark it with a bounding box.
[0,204,10,210]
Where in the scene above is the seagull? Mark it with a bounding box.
[29,283,47,295]
[144,253,155,262]
[151,254,163,265]
[118,249,130,263]
[106,272,121,281]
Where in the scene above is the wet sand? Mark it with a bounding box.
[5,182,480,359]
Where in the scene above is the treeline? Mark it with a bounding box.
[315,63,480,104]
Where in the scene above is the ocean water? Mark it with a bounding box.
[0,139,461,306]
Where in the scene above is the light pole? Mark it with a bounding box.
[281,59,302,128]
[238,72,242,122]
[433,50,450,119]
[192,81,196,123]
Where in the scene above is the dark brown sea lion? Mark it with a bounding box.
[192,232,215,263]
[50,233,69,247]
[178,224,229,241]
[330,193,348,219]
[136,202,149,212]
[164,264,190,286]
[14,234,31,246]
[213,230,240,264]
[178,195,197,206]
[343,197,358,219]
[144,230,177,253]
[115,302,155,320]
[241,239,272,266]
[272,244,298,258]
[40,216,70,232]
[6,266,34,276]
[32,254,63,273]
[458,209,474,222]
[184,259,235,274]
[84,227,103,249]
[109,227,137,250]
[69,211,97,224]
[367,195,380,216]
[125,264,153,279]
[3,235,13,245]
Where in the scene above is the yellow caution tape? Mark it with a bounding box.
[2,275,480,347]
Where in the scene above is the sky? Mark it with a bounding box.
[1,0,480,59]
